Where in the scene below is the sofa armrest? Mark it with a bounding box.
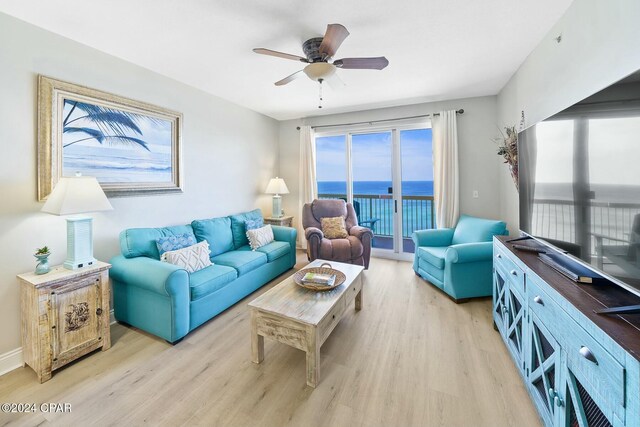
[350,225,373,240]
[445,242,494,264]
[305,226,324,241]
[412,228,454,248]
[272,225,298,267]
[109,255,189,296]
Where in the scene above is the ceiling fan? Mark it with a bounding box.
[253,24,389,89]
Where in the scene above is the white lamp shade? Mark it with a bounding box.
[41,175,113,215]
[265,177,289,195]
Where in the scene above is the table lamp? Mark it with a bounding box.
[41,173,113,270]
[265,177,289,218]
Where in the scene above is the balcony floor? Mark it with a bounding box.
[373,236,416,253]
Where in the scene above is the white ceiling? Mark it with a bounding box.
[0,0,573,120]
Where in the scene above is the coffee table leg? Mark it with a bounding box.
[355,289,362,311]
[306,328,320,387]
[251,311,264,364]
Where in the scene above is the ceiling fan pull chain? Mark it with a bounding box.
[318,78,324,109]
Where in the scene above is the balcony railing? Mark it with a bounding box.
[530,199,640,253]
[318,193,435,238]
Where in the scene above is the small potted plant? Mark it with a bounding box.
[34,246,51,275]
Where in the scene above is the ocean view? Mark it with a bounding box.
[318,180,435,238]
[318,180,434,196]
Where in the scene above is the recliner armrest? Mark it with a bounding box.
[445,242,494,264]
[305,226,324,241]
[109,255,189,296]
[412,228,454,247]
[350,225,373,240]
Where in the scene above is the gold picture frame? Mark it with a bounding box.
[37,75,183,200]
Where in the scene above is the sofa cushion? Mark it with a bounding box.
[247,225,275,250]
[229,209,263,249]
[417,246,448,270]
[191,217,234,257]
[451,215,507,245]
[321,216,349,239]
[256,241,291,262]
[156,233,197,257]
[120,225,195,260]
[317,236,363,261]
[189,264,238,300]
[418,258,445,286]
[211,249,268,276]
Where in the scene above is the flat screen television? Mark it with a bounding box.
[518,70,640,296]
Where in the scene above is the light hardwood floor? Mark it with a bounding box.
[0,252,541,426]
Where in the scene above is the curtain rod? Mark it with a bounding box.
[296,109,464,130]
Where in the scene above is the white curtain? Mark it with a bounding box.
[298,125,317,249]
[432,110,459,228]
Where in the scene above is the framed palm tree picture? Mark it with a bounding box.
[37,75,183,200]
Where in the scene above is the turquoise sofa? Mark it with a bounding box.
[412,215,507,302]
[110,209,297,343]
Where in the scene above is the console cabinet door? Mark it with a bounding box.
[493,266,509,336]
[527,312,562,427]
[505,285,526,372]
[557,360,623,427]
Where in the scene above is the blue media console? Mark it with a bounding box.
[493,236,640,427]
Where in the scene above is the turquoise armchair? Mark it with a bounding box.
[412,215,508,302]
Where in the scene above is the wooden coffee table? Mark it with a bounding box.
[248,259,364,387]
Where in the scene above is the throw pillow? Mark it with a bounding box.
[321,216,349,239]
[156,233,197,257]
[245,218,264,231]
[246,225,274,250]
[160,241,212,273]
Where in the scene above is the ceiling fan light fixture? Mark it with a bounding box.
[303,62,336,81]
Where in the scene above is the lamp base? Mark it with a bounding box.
[64,216,96,270]
[272,194,283,218]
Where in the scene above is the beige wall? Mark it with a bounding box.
[278,96,504,237]
[0,13,279,356]
[497,0,640,233]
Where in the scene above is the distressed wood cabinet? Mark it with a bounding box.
[493,237,640,427]
[18,261,111,383]
[263,216,293,227]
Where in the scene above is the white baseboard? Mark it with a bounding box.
[0,348,23,377]
[0,309,117,377]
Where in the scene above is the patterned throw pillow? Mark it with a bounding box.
[160,241,212,273]
[156,233,197,257]
[321,216,349,239]
[245,218,264,231]
[246,225,274,250]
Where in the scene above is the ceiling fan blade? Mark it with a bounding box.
[333,57,389,70]
[253,48,308,63]
[325,73,346,90]
[318,24,350,58]
[275,70,304,86]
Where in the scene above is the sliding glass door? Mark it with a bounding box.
[316,124,433,258]
[400,129,435,253]
[351,132,394,250]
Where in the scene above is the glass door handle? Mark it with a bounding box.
[394,200,397,213]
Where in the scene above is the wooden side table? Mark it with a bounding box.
[17,261,111,383]
[264,216,293,227]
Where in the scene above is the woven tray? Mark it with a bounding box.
[293,262,346,291]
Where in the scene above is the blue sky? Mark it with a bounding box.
[316,128,433,182]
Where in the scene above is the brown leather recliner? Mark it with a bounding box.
[302,199,373,269]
